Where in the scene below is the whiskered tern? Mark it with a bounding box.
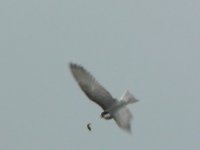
[69,63,138,133]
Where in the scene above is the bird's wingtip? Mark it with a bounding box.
[69,62,79,70]
[69,62,75,67]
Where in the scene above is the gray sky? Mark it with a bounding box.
[0,0,199,149]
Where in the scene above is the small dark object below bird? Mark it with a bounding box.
[87,123,91,131]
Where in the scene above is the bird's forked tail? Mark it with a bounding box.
[120,90,139,105]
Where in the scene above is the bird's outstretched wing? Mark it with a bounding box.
[69,63,116,110]
[113,107,133,133]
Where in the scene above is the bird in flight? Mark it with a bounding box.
[69,63,138,133]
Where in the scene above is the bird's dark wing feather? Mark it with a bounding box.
[70,63,116,110]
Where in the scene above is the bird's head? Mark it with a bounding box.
[101,111,112,120]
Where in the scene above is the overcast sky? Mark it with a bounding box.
[0,0,200,150]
